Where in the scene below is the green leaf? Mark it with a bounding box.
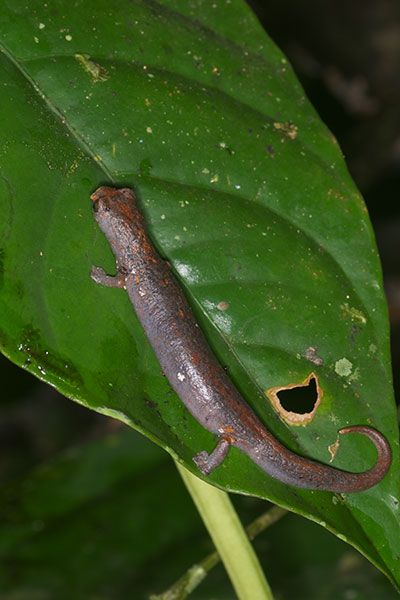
[0,0,399,589]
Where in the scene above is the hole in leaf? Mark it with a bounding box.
[267,372,322,424]
[277,376,318,415]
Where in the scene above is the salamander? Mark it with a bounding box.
[90,186,391,492]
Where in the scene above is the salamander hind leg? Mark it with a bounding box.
[91,265,126,288]
[193,437,231,475]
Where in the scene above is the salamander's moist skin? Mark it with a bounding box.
[90,186,391,492]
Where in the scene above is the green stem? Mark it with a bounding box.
[149,504,285,600]
[175,463,275,600]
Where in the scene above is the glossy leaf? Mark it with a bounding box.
[0,0,399,588]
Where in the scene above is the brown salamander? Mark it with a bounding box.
[91,186,391,492]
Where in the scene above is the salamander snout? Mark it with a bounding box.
[91,196,111,214]
[92,197,100,213]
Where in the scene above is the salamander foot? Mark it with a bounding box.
[193,437,231,475]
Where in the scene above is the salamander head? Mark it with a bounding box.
[91,186,136,221]
[91,186,147,246]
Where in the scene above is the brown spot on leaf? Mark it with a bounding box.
[328,436,340,463]
[304,346,324,366]
[217,301,229,311]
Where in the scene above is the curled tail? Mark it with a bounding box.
[230,424,391,492]
[331,425,392,492]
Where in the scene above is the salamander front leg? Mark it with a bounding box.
[193,437,231,475]
[91,266,126,288]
